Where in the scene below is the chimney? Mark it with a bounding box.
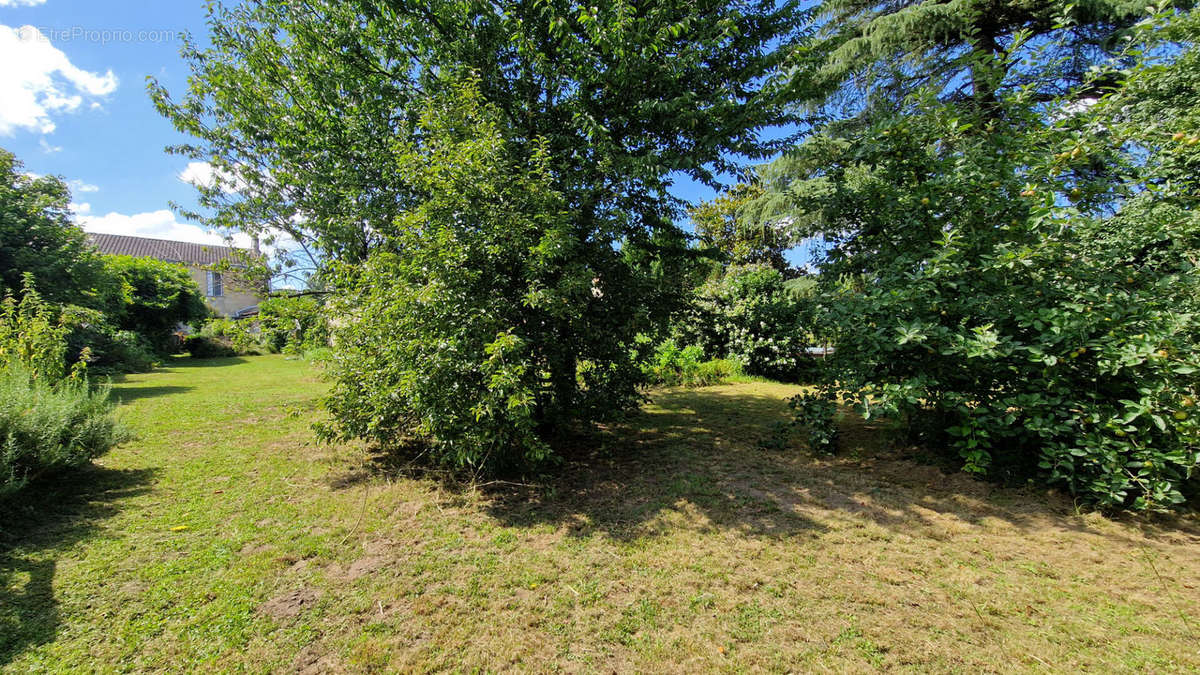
[251,235,261,256]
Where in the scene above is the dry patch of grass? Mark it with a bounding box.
[2,358,1198,672]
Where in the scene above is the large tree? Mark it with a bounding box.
[153,0,802,468]
[689,182,797,275]
[751,0,1174,235]
[152,0,801,262]
[0,149,116,310]
[749,2,1200,510]
[785,0,1173,116]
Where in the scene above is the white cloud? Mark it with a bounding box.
[179,161,216,187]
[68,178,98,193]
[39,137,62,153]
[78,209,259,250]
[0,0,48,7]
[179,160,248,192]
[70,202,91,215]
[0,25,117,135]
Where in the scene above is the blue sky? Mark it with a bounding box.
[1,0,805,258]
[0,1,246,244]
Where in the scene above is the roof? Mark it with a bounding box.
[86,233,254,267]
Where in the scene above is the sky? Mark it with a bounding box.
[0,0,806,260]
[0,0,264,246]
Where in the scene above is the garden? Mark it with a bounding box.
[3,0,1200,670]
[2,355,1198,671]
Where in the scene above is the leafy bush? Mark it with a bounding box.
[0,282,78,383]
[748,14,1200,510]
[103,254,209,353]
[676,264,811,380]
[786,392,839,454]
[258,295,328,354]
[79,328,158,375]
[60,306,160,375]
[320,85,651,473]
[0,285,128,495]
[0,365,131,496]
[191,318,263,356]
[642,339,741,387]
[184,335,239,359]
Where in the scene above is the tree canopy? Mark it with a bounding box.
[152,0,803,264]
[786,0,1174,115]
[748,3,1200,510]
[155,0,804,468]
[0,148,116,311]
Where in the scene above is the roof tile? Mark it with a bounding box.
[86,233,254,267]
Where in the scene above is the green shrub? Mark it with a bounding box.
[89,329,159,374]
[193,318,263,355]
[259,295,329,354]
[748,24,1200,509]
[0,365,131,496]
[60,306,159,375]
[676,264,812,381]
[0,281,78,383]
[103,255,210,354]
[0,289,128,494]
[643,339,741,387]
[319,86,653,474]
[184,334,240,359]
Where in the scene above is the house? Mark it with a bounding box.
[86,233,267,318]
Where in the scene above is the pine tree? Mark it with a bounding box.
[787,0,1171,119]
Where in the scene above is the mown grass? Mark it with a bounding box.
[2,355,1198,671]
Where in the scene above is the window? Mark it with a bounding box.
[206,271,223,297]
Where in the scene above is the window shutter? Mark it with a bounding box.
[206,271,223,297]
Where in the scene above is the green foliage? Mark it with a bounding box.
[0,281,80,384]
[319,85,653,471]
[0,365,131,496]
[642,338,741,388]
[103,255,209,353]
[152,0,802,268]
[786,392,839,454]
[689,183,795,275]
[61,307,160,375]
[153,0,802,472]
[258,295,328,354]
[84,329,158,374]
[0,149,119,311]
[183,335,239,359]
[781,0,1156,120]
[183,336,238,359]
[676,264,812,381]
[754,7,1200,510]
[188,318,263,358]
[0,282,127,495]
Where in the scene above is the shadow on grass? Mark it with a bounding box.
[109,385,194,405]
[471,386,1200,544]
[471,387,831,541]
[166,356,250,368]
[346,385,1200,545]
[0,465,156,666]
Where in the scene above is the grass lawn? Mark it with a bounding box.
[2,355,1198,672]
